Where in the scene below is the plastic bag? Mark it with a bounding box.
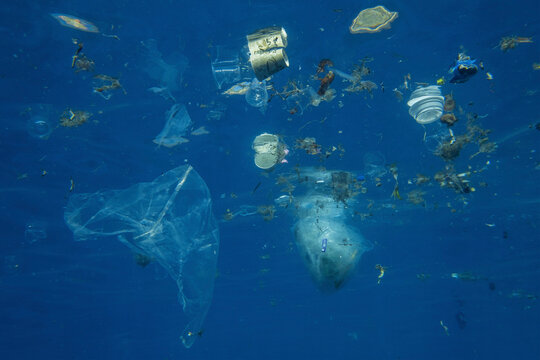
[64,165,219,348]
[153,104,192,147]
[283,168,372,291]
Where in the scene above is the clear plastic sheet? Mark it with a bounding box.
[64,165,219,348]
[153,104,192,147]
[141,39,188,92]
[281,167,372,291]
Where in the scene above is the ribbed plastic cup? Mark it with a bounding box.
[407,86,444,124]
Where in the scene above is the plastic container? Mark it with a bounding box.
[252,133,282,169]
[407,85,444,124]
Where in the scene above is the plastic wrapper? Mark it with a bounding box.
[284,168,372,291]
[64,165,219,348]
[141,39,188,92]
[154,104,192,147]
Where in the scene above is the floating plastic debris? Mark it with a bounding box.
[154,104,192,148]
[349,6,398,34]
[191,126,209,136]
[407,85,444,124]
[222,81,251,96]
[252,133,288,169]
[448,53,478,83]
[50,13,99,33]
[247,26,289,81]
[321,238,328,252]
[24,104,54,139]
[245,78,269,109]
[211,45,245,90]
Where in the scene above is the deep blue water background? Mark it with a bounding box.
[1,0,539,359]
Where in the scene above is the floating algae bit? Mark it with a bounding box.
[349,6,398,34]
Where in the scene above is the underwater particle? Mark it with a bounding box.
[24,221,47,244]
[486,72,494,80]
[331,171,355,203]
[440,320,450,336]
[93,74,127,99]
[440,113,458,126]
[73,53,95,72]
[257,205,276,221]
[316,59,334,74]
[403,73,411,89]
[443,94,455,112]
[27,115,53,139]
[489,282,496,291]
[375,264,386,284]
[450,272,481,281]
[436,136,468,161]
[223,209,234,221]
[317,71,335,96]
[134,253,152,267]
[469,137,497,159]
[455,312,467,329]
[51,13,99,33]
[415,174,430,185]
[295,137,322,155]
[148,86,177,102]
[416,273,430,280]
[407,189,425,206]
[345,80,378,95]
[503,230,508,239]
[191,126,209,136]
[60,108,91,127]
[436,77,445,85]
[393,88,403,102]
[498,36,533,51]
[321,238,328,252]
[533,63,540,70]
[349,6,398,34]
[70,41,95,72]
[434,165,473,194]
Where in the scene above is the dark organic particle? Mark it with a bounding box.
[135,253,152,267]
[316,59,334,74]
[436,136,468,161]
[440,113,458,126]
[444,94,455,112]
[318,71,335,96]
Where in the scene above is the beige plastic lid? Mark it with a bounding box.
[253,133,280,169]
[254,152,279,169]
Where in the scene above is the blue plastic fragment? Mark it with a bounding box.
[321,238,328,252]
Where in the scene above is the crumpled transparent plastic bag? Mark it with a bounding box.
[64,165,219,348]
[153,104,192,148]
